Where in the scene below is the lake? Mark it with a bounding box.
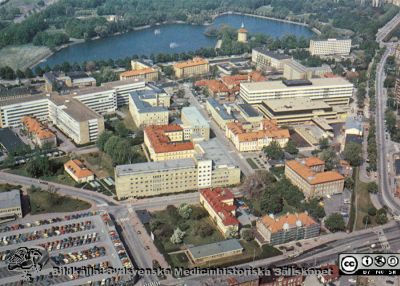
[39,14,313,67]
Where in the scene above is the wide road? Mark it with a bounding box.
[375,45,400,215]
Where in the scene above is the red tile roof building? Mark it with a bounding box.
[21,116,57,148]
[285,157,344,198]
[200,188,239,237]
[64,159,95,183]
[144,124,195,161]
[256,212,320,245]
[225,119,290,152]
[194,71,265,103]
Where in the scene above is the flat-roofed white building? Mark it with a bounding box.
[240,78,353,107]
[49,95,104,144]
[102,78,146,107]
[309,39,351,56]
[73,87,117,115]
[0,95,49,127]
[0,190,22,223]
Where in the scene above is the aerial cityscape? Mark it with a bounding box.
[2,0,400,285]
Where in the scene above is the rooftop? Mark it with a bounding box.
[196,138,237,167]
[50,95,102,122]
[262,98,332,113]
[181,107,209,128]
[145,125,194,153]
[120,67,157,77]
[130,89,168,114]
[200,188,239,226]
[0,94,48,107]
[64,159,94,179]
[253,47,291,60]
[241,77,353,92]
[115,158,196,176]
[0,190,21,210]
[187,239,243,260]
[0,128,25,152]
[260,212,318,233]
[237,103,261,118]
[226,120,290,143]
[174,57,209,69]
[21,116,55,140]
[206,98,234,121]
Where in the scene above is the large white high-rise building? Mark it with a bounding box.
[240,77,353,107]
[309,39,351,56]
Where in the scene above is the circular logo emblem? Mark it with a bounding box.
[341,256,358,274]
[362,256,373,267]
[374,255,386,267]
[387,256,399,267]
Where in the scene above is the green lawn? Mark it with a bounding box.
[0,183,22,193]
[28,188,91,214]
[6,157,79,187]
[353,168,377,230]
[0,44,51,70]
[151,208,225,253]
[79,152,115,179]
[119,106,139,131]
[246,158,259,169]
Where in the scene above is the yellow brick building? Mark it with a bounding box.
[173,57,210,78]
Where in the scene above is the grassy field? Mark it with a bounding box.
[246,158,259,169]
[0,183,22,192]
[353,168,377,230]
[6,157,79,187]
[0,44,51,70]
[28,188,91,214]
[79,152,114,179]
[119,106,139,131]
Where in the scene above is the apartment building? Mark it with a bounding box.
[49,95,105,145]
[251,48,291,72]
[283,59,332,80]
[258,97,346,125]
[240,78,353,107]
[64,159,95,183]
[206,98,235,130]
[181,106,210,140]
[255,212,320,245]
[115,138,240,199]
[309,39,351,56]
[199,188,239,237]
[120,60,159,82]
[225,120,290,152]
[284,157,344,198]
[129,88,170,128]
[173,57,210,78]
[0,190,22,223]
[144,124,195,161]
[21,116,56,148]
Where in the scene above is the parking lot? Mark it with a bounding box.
[0,211,134,286]
[323,189,352,224]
